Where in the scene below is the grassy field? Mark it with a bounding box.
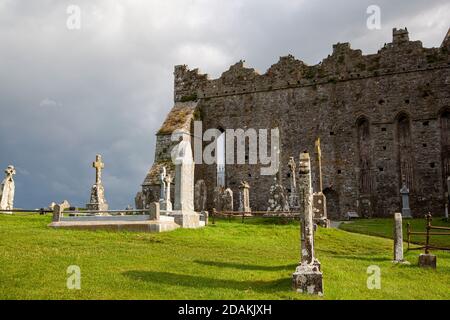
[339,218,450,248]
[0,214,449,300]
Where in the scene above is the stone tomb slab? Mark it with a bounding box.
[48,215,179,233]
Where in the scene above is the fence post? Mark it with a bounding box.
[425,213,432,254]
[212,208,216,225]
[242,211,245,224]
[407,222,411,251]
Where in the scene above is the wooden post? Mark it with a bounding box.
[212,208,216,225]
[425,213,432,254]
[407,222,411,251]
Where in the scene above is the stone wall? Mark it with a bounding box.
[143,28,450,218]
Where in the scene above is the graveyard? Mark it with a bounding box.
[1,2,449,304]
[0,213,449,300]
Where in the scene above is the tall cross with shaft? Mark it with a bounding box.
[93,154,104,184]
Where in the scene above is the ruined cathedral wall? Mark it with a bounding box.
[168,29,450,217]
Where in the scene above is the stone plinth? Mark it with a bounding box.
[418,253,437,268]
[292,264,324,296]
[169,210,201,228]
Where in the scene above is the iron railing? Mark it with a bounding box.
[211,209,301,224]
[407,213,450,253]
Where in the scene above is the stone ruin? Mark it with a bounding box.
[0,165,16,211]
[139,28,450,219]
[238,180,251,213]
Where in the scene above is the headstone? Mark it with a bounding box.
[0,165,16,211]
[346,211,359,220]
[238,181,251,212]
[223,188,234,211]
[149,202,160,221]
[170,131,201,228]
[86,155,109,214]
[393,212,405,263]
[200,210,209,225]
[288,157,299,209]
[400,180,412,218]
[52,200,70,222]
[194,180,207,212]
[313,193,330,228]
[267,177,290,212]
[292,152,323,296]
[213,186,234,212]
[159,167,173,212]
[135,192,144,210]
[52,204,63,222]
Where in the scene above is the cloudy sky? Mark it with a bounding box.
[0,0,448,209]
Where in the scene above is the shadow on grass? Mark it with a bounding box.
[194,260,297,271]
[123,271,290,293]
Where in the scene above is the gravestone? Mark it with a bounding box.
[52,200,71,222]
[135,192,144,210]
[267,177,290,212]
[393,212,407,263]
[313,193,330,228]
[170,131,201,228]
[159,167,173,212]
[194,180,207,212]
[292,152,323,296]
[86,155,109,214]
[400,181,412,218]
[238,181,251,212]
[0,165,16,211]
[149,202,160,221]
[418,253,437,269]
[213,186,234,212]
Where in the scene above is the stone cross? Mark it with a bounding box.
[0,165,16,211]
[393,212,404,262]
[239,181,251,213]
[315,137,323,192]
[292,152,323,296]
[93,155,104,184]
[164,173,173,211]
[86,155,108,213]
[400,177,412,218]
[159,166,167,201]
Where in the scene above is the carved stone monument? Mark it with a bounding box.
[238,181,251,213]
[292,152,324,296]
[393,212,408,264]
[159,166,173,212]
[86,155,109,213]
[170,131,201,228]
[0,165,16,211]
[213,186,233,212]
[194,180,207,212]
[400,178,412,218]
[267,177,290,212]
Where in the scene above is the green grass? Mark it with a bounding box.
[0,214,449,300]
[339,218,450,248]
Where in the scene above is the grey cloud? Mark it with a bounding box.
[0,0,448,208]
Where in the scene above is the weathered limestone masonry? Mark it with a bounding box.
[141,28,450,219]
[86,155,109,213]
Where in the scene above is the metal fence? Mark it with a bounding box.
[211,209,301,224]
[407,213,450,253]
